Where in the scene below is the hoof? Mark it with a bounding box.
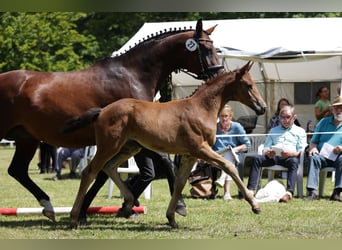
[252,208,261,214]
[70,218,79,229]
[116,207,133,218]
[175,205,187,217]
[78,217,87,225]
[42,209,56,222]
[166,215,178,228]
[70,222,78,229]
[167,221,179,229]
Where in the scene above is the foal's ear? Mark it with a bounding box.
[237,61,254,78]
[245,61,254,72]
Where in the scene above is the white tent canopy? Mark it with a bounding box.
[114,18,342,133]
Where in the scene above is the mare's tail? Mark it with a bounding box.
[62,108,102,133]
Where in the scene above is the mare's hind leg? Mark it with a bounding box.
[197,144,260,214]
[166,155,197,228]
[7,138,56,222]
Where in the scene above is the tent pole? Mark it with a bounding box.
[259,62,269,133]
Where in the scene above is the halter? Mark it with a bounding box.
[181,30,224,80]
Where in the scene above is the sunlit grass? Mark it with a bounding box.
[0,146,341,239]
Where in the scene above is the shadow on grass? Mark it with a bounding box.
[0,214,196,232]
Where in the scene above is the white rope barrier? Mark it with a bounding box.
[215,131,342,138]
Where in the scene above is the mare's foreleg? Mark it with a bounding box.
[166,155,197,228]
[7,139,56,222]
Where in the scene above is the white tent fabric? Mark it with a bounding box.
[114,18,342,133]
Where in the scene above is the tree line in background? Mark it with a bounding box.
[0,12,341,73]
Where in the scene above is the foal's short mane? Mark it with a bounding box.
[186,70,234,98]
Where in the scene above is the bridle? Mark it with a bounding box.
[181,30,224,80]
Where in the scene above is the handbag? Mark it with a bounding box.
[189,162,217,199]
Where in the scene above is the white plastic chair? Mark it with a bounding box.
[107,157,152,200]
[318,167,336,197]
[78,145,97,174]
[244,135,266,158]
[257,144,305,198]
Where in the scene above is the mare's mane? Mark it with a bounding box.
[94,27,196,67]
[115,27,195,56]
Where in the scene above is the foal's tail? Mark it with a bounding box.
[62,107,102,133]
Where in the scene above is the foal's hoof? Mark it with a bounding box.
[252,208,261,214]
[175,205,187,217]
[167,220,179,229]
[43,209,56,222]
[175,199,187,217]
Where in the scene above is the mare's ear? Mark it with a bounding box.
[195,19,203,39]
[205,24,218,35]
[196,19,203,31]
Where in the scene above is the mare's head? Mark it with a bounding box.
[175,19,224,80]
[226,62,266,115]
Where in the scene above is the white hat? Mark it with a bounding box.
[332,96,342,106]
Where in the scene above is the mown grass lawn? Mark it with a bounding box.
[0,146,342,239]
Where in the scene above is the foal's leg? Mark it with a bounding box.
[78,142,141,222]
[166,155,197,228]
[70,151,113,228]
[198,145,260,214]
[78,170,108,223]
[103,143,142,218]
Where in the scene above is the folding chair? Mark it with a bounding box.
[257,144,305,198]
[318,167,336,197]
[107,157,152,200]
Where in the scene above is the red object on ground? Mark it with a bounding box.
[0,206,146,216]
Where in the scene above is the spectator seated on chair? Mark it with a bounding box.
[246,105,307,201]
[213,104,250,200]
[306,95,342,202]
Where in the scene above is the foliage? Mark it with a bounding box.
[0,12,99,72]
[0,12,340,73]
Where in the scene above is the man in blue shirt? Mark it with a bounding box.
[306,96,342,201]
[247,105,307,201]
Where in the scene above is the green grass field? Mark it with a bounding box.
[0,146,341,239]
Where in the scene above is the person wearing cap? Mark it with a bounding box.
[306,95,342,201]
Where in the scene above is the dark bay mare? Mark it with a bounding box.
[63,62,267,228]
[0,19,224,222]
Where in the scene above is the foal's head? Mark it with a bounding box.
[228,62,267,115]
